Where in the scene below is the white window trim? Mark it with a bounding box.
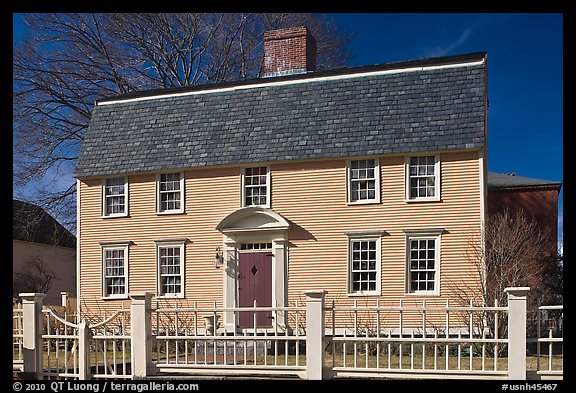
[101,177,129,218]
[156,172,185,215]
[155,239,186,299]
[346,231,383,296]
[101,242,130,300]
[346,158,381,205]
[405,155,441,202]
[241,166,271,208]
[403,229,443,296]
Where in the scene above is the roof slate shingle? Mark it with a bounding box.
[75,53,487,178]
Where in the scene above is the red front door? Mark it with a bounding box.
[238,252,272,327]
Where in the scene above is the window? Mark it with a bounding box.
[240,242,272,250]
[346,231,383,296]
[103,177,128,217]
[102,244,129,298]
[406,155,440,201]
[157,173,184,214]
[404,229,443,295]
[347,159,380,204]
[156,241,185,298]
[242,166,270,207]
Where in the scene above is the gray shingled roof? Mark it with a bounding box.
[75,52,487,178]
[487,172,562,189]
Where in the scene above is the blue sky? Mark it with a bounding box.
[12,13,563,245]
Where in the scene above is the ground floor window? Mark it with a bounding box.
[404,229,443,295]
[346,231,384,296]
[102,243,129,298]
[156,241,185,298]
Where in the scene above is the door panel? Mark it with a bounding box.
[238,252,272,327]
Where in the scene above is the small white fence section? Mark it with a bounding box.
[88,307,132,379]
[14,293,133,380]
[12,301,24,371]
[13,288,562,380]
[527,303,563,380]
[152,300,307,378]
[326,298,510,379]
[41,306,80,379]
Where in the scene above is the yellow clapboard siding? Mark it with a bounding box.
[79,150,483,318]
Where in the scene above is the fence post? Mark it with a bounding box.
[60,292,69,308]
[304,290,326,380]
[505,287,530,380]
[20,293,45,379]
[130,292,153,378]
[78,320,92,380]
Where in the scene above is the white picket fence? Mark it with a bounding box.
[152,301,307,378]
[325,298,511,379]
[13,288,562,380]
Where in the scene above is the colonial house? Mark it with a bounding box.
[74,26,488,328]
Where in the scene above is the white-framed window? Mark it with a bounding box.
[241,166,270,207]
[101,243,129,299]
[403,229,443,296]
[347,159,380,204]
[405,155,440,202]
[156,172,184,214]
[346,231,383,296]
[156,240,186,298]
[102,177,128,217]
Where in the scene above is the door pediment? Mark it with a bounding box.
[216,207,290,234]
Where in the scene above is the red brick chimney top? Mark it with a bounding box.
[263,26,317,77]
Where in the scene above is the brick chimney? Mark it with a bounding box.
[263,26,317,77]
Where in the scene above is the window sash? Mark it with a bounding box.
[349,239,379,294]
[158,173,183,212]
[408,237,438,293]
[243,167,269,207]
[348,159,379,203]
[158,245,183,296]
[104,178,127,216]
[103,247,127,297]
[407,156,439,200]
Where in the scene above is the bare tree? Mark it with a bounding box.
[447,208,558,354]
[13,13,353,231]
[13,256,58,296]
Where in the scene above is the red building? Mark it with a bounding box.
[487,172,562,257]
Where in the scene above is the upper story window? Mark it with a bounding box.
[406,155,440,202]
[347,159,380,204]
[157,172,184,214]
[242,166,270,207]
[101,243,129,299]
[102,177,128,217]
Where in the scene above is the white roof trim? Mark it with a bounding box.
[98,59,485,106]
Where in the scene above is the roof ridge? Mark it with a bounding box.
[97,51,487,105]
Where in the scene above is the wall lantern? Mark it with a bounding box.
[214,247,224,268]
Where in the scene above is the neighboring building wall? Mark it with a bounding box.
[13,239,76,305]
[488,187,559,257]
[78,150,484,317]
